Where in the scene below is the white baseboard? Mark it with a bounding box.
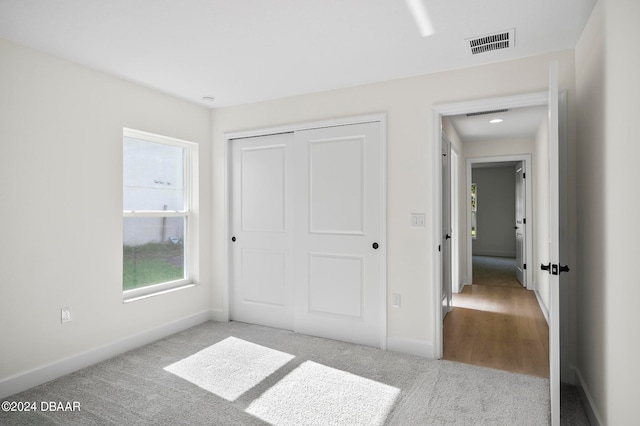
[455,281,470,294]
[0,309,215,400]
[534,289,550,325]
[453,278,467,294]
[575,367,604,426]
[386,336,434,359]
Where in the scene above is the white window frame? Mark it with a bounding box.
[122,128,198,302]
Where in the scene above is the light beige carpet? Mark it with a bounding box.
[1,321,555,425]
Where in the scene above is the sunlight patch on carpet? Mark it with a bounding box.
[246,360,400,426]
[164,336,294,401]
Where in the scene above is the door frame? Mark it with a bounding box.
[465,154,533,290]
[223,113,388,349]
[450,145,460,294]
[441,134,453,318]
[432,91,548,359]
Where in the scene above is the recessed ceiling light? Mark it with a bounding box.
[489,118,504,124]
[405,0,435,37]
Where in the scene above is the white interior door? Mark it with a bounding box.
[515,162,526,286]
[450,147,459,294]
[230,133,294,330]
[293,122,383,347]
[441,136,452,318]
[546,60,564,426]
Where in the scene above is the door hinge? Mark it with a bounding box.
[523,172,526,179]
[524,263,527,270]
[438,245,441,252]
[523,218,526,224]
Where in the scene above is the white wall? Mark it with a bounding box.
[211,49,577,354]
[463,138,535,159]
[0,39,212,385]
[604,0,640,422]
[471,166,516,257]
[575,0,640,423]
[574,2,605,417]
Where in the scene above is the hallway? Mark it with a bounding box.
[443,256,550,378]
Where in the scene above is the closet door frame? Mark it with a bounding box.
[223,113,387,349]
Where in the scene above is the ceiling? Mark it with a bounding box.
[0,0,596,108]
[448,105,548,142]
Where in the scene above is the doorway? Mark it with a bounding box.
[433,83,568,424]
[466,156,533,290]
[432,93,549,361]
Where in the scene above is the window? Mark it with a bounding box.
[123,128,197,300]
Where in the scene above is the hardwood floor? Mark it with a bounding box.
[443,258,550,378]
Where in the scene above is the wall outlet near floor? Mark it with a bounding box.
[61,306,72,323]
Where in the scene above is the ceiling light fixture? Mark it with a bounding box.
[202,96,216,103]
[405,0,435,37]
[489,118,504,124]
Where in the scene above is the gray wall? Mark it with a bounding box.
[471,166,516,257]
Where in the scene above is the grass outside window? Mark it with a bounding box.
[123,242,184,291]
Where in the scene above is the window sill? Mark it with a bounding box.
[123,280,197,303]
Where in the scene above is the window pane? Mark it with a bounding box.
[124,137,185,211]
[123,217,185,290]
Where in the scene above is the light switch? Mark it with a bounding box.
[411,213,425,227]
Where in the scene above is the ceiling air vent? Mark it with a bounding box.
[466,109,509,117]
[466,29,515,55]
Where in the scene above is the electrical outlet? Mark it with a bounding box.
[392,293,401,308]
[61,306,72,323]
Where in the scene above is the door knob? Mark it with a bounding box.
[372,242,379,249]
[540,263,551,273]
[445,234,451,240]
[231,236,236,242]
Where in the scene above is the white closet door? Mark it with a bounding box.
[230,132,294,330]
[293,122,383,347]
